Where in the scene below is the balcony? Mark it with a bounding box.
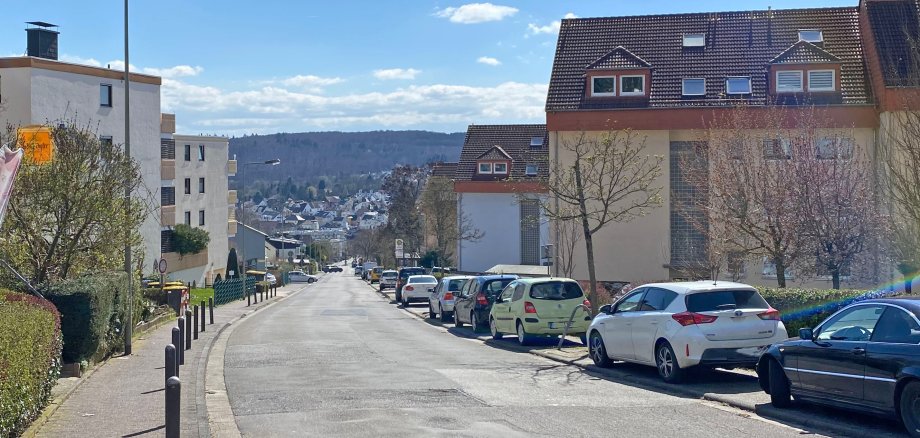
[163,249,208,272]
[161,159,175,180]
[161,205,176,226]
[161,113,176,134]
[228,160,237,176]
[228,190,238,204]
[228,219,238,236]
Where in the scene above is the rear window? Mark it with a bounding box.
[382,272,397,278]
[400,268,425,278]
[686,290,769,312]
[409,275,437,283]
[448,279,469,292]
[529,281,584,300]
[483,279,514,296]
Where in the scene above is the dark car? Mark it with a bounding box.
[757,298,920,436]
[395,267,426,302]
[453,274,519,331]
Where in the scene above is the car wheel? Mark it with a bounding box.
[768,359,792,408]
[655,341,684,383]
[308,278,315,283]
[471,312,482,333]
[589,332,612,368]
[428,302,437,319]
[440,307,451,323]
[454,309,464,327]
[579,333,588,346]
[901,381,920,437]
[490,317,503,340]
[516,321,533,346]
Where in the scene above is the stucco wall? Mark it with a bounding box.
[458,192,552,273]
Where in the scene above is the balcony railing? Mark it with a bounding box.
[161,205,176,226]
[163,249,209,272]
[161,159,175,180]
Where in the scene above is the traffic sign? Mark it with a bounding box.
[158,258,168,274]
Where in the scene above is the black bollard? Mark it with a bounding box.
[171,327,181,372]
[208,297,214,324]
[177,317,185,365]
[185,310,192,349]
[247,289,251,306]
[200,300,206,333]
[193,305,199,340]
[165,344,177,386]
[165,376,181,438]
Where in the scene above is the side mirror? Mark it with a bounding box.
[599,304,612,314]
[799,328,814,340]
[495,296,504,303]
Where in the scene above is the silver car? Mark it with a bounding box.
[428,275,473,322]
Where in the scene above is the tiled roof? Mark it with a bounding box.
[586,46,652,70]
[770,41,841,64]
[476,146,513,160]
[430,162,458,179]
[547,7,871,110]
[456,125,548,182]
[866,0,920,87]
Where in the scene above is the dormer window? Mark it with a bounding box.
[682,78,706,96]
[478,162,493,174]
[776,71,804,92]
[798,30,823,43]
[726,77,752,94]
[493,163,508,174]
[530,136,544,147]
[591,76,616,96]
[620,76,645,95]
[807,70,835,91]
[683,33,706,47]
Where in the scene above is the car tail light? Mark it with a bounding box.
[758,308,781,321]
[582,299,591,309]
[671,312,718,326]
[476,293,488,306]
[405,286,414,292]
[444,292,454,300]
[524,301,537,314]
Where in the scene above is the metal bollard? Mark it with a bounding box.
[165,376,181,438]
[185,310,192,350]
[193,305,199,340]
[171,327,181,371]
[247,289,251,306]
[200,300,206,333]
[208,297,214,324]
[165,344,177,386]
[177,317,185,365]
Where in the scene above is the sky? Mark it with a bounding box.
[2,0,855,135]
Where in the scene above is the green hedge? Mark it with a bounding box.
[43,272,134,363]
[759,287,886,335]
[0,290,62,437]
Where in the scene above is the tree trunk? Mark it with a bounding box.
[775,257,787,289]
[907,278,913,295]
[572,157,600,315]
[832,269,841,290]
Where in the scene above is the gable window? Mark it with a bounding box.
[100,84,112,107]
[525,164,538,176]
[808,70,835,91]
[478,162,493,174]
[682,78,706,96]
[798,30,823,43]
[198,144,205,161]
[683,33,706,47]
[726,77,752,94]
[530,136,544,147]
[493,162,508,174]
[184,144,191,161]
[776,71,803,92]
[620,75,645,96]
[591,76,616,96]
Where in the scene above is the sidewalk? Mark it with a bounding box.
[28,281,312,438]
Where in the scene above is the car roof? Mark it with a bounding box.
[854,297,920,315]
[636,280,757,295]
[442,275,474,281]
[514,277,579,285]
[382,270,398,273]
[408,274,437,280]
[399,267,425,271]
[475,274,519,281]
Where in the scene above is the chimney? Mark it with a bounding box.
[25,22,59,60]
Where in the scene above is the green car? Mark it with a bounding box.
[489,277,591,346]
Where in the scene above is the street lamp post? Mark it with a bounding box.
[123,0,133,355]
[237,159,280,299]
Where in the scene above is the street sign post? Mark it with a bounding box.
[395,239,404,259]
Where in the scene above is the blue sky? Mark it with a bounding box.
[2,0,854,135]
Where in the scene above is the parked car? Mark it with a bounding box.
[453,274,519,331]
[324,264,343,273]
[430,266,451,279]
[265,272,277,285]
[395,267,427,302]
[489,277,591,346]
[428,275,473,322]
[362,262,378,280]
[757,298,920,435]
[379,270,398,291]
[354,266,364,277]
[588,281,787,383]
[369,266,384,283]
[400,275,439,306]
[288,270,317,283]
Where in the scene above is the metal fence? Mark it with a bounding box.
[213,277,256,305]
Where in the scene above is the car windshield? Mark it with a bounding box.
[529,281,584,300]
[400,268,425,278]
[482,278,514,296]
[447,279,469,292]
[382,272,397,278]
[409,275,437,283]
[686,290,769,312]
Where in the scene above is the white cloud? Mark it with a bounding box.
[527,12,578,35]
[477,56,501,66]
[373,68,421,80]
[435,3,518,24]
[60,54,102,67]
[141,65,204,78]
[280,75,344,87]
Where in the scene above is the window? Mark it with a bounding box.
[198,144,205,161]
[763,138,792,160]
[620,75,645,95]
[161,187,175,206]
[512,283,525,301]
[493,162,508,174]
[99,136,113,147]
[199,210,206,226]
[686,290,769,312]
[184,178,191,195]
[184,144,191,161]
[591,76,616,96]
[808,70,835,91]
[726,77,752,94]
[683,33,706,47]
[520,199,540,265]
[100,84,112,107]
[525,164,538,176]
[798,29,823,43]
[161,229,176,253]
[640,288,678,311]
[871,308,920,344]
[529,281,584,300]
[184,211,191,225]
[484,278,514,296]
[198,177,205,193]
[614,290,645,313]
[448,278,468,292]
[682,78,706,96]
[478,162,493,174]
[776,71,803,92]
[816,305,884,341]
[530,136,544,147]
[816,137,854,159]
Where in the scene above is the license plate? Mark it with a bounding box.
[548,322,569,329]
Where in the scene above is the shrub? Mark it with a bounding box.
[759,287,896,335]
[0,290,62,437]
[43,272,134,363]
[173,224,209,256]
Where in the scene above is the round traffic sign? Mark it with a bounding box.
[158,258,168,274]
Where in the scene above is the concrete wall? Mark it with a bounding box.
[458,192,548,273]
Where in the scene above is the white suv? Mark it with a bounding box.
[587,281,787,383]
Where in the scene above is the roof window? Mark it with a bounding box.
[798,30,823,43]
[683,34,706,47]
[726,77,752,94]
[530,136,544,147]
[682,78,706,96]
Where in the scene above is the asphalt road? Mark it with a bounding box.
[223,271,824,438]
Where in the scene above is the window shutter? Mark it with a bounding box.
[808,71,834,91]
[776,71,802,91]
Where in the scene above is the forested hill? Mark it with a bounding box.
[228,130,465,182]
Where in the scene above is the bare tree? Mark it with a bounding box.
[554,211,582,278]
[418,175,483,267]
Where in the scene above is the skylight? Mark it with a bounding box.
[530,136,544,147]
[726,77,752,94]
[798,30,823,43]
[682,78,706,96]
[683,34,706,47]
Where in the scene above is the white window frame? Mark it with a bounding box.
[493,162,508,174]
[798,29,824,43]
[478,162,493,174]
[725,76,752,94]
[682,78,706,96]
[619,75,645,96]
[683,33,706,47]
[775,70,804,92]
[530,136,543,147]
[525,164,538,176]
[807,69,835,91]
[591,75,617,97]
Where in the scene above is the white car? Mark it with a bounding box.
[428,275,473,322]
[265,272,277,285]
[379,270,397,290]
[587,281,787,383]
[400,275,438,307]
[288,270,317,283]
